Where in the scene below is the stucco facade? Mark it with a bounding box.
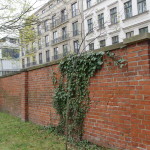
[21,0,84,68]
[21,0,150,68]
[83,0,150,50]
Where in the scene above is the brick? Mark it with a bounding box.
[0,40,150,150]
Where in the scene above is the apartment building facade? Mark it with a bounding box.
[21,0,150,68]
[21,0,84,68]
[83,0,150,50]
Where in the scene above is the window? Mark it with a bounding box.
[53,31,58,44]
[62,27,67,40]
[89,43,94,50]
[39,53,42,64]
[32,56,36,65]
[49,5,53,8]
[63,44,68,56]
[22,50,25,56]
[124,0,132,19]
[87,18,93,33]
[38,39,42,50]
[112,36,119,44]
[9,38,17,44]
[72,21,78,36]
[44,20,49,32]
[52,15,56,27]
[37,24,42,35]
[32,42,36,51]
[27,57,30,67]
[54,47,58,60]
[61,9,67,22]
[72,2,78,17]
[139,27,148,34]
[45,35,49,47]
[98,13,104,29]
[74,40,79,53]
[42,9,45,14]
[126,31,134,38]
[53,31,57,40]
[110,7,117,24]
[46,50,50,62]
[87,0,92,8]
[137,0,146,14]
[100,40,106,47]
[22,59,25,68]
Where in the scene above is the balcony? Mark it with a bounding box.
[50,15,68,29]
[26,61,37,68]
[74,48,79,54]
[45,26,50,32]
[63,51,69,57]
[26,63,30,67]
[51,34,70,45]
[32,61,37,66]
[45,42,50,47]
[73,30,79,37]
[52,54,63,61]
[46,57,50,62]
[0,70,20,76]
[39,60,43,64]
[22,64,25,69]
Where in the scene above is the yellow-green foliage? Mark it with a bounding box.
[20,15,37,45]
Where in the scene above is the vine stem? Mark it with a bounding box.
[65,79,71,150]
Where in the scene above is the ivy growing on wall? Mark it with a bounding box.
[52,50,126,140]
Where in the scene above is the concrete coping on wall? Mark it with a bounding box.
[0,33,150,78]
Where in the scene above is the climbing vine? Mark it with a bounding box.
[52,50,126,140]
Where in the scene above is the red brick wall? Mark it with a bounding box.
[0,39,150,150]
[0,73,25,117]
[27,65,59,126]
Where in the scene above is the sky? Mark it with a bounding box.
[30,0,50,13]
[0,0,50,38]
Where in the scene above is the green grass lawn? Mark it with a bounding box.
[0,112,110,150]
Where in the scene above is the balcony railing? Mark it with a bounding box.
[125,12,132,19]
[26,62,37,68]
[45,42,50,47]
[73,30,79,36]
[74,48,79,54]
[26,63,30,67]
[63,51,69,57]
[46,57,50,62]
[32,61,37,66]
[52,54,63,61]
[39,60,43,64]
[0,70,20,76]
[22,64,25,69]
[50,15,68,29]
[45,26,50,32]
[51,34,69,45]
